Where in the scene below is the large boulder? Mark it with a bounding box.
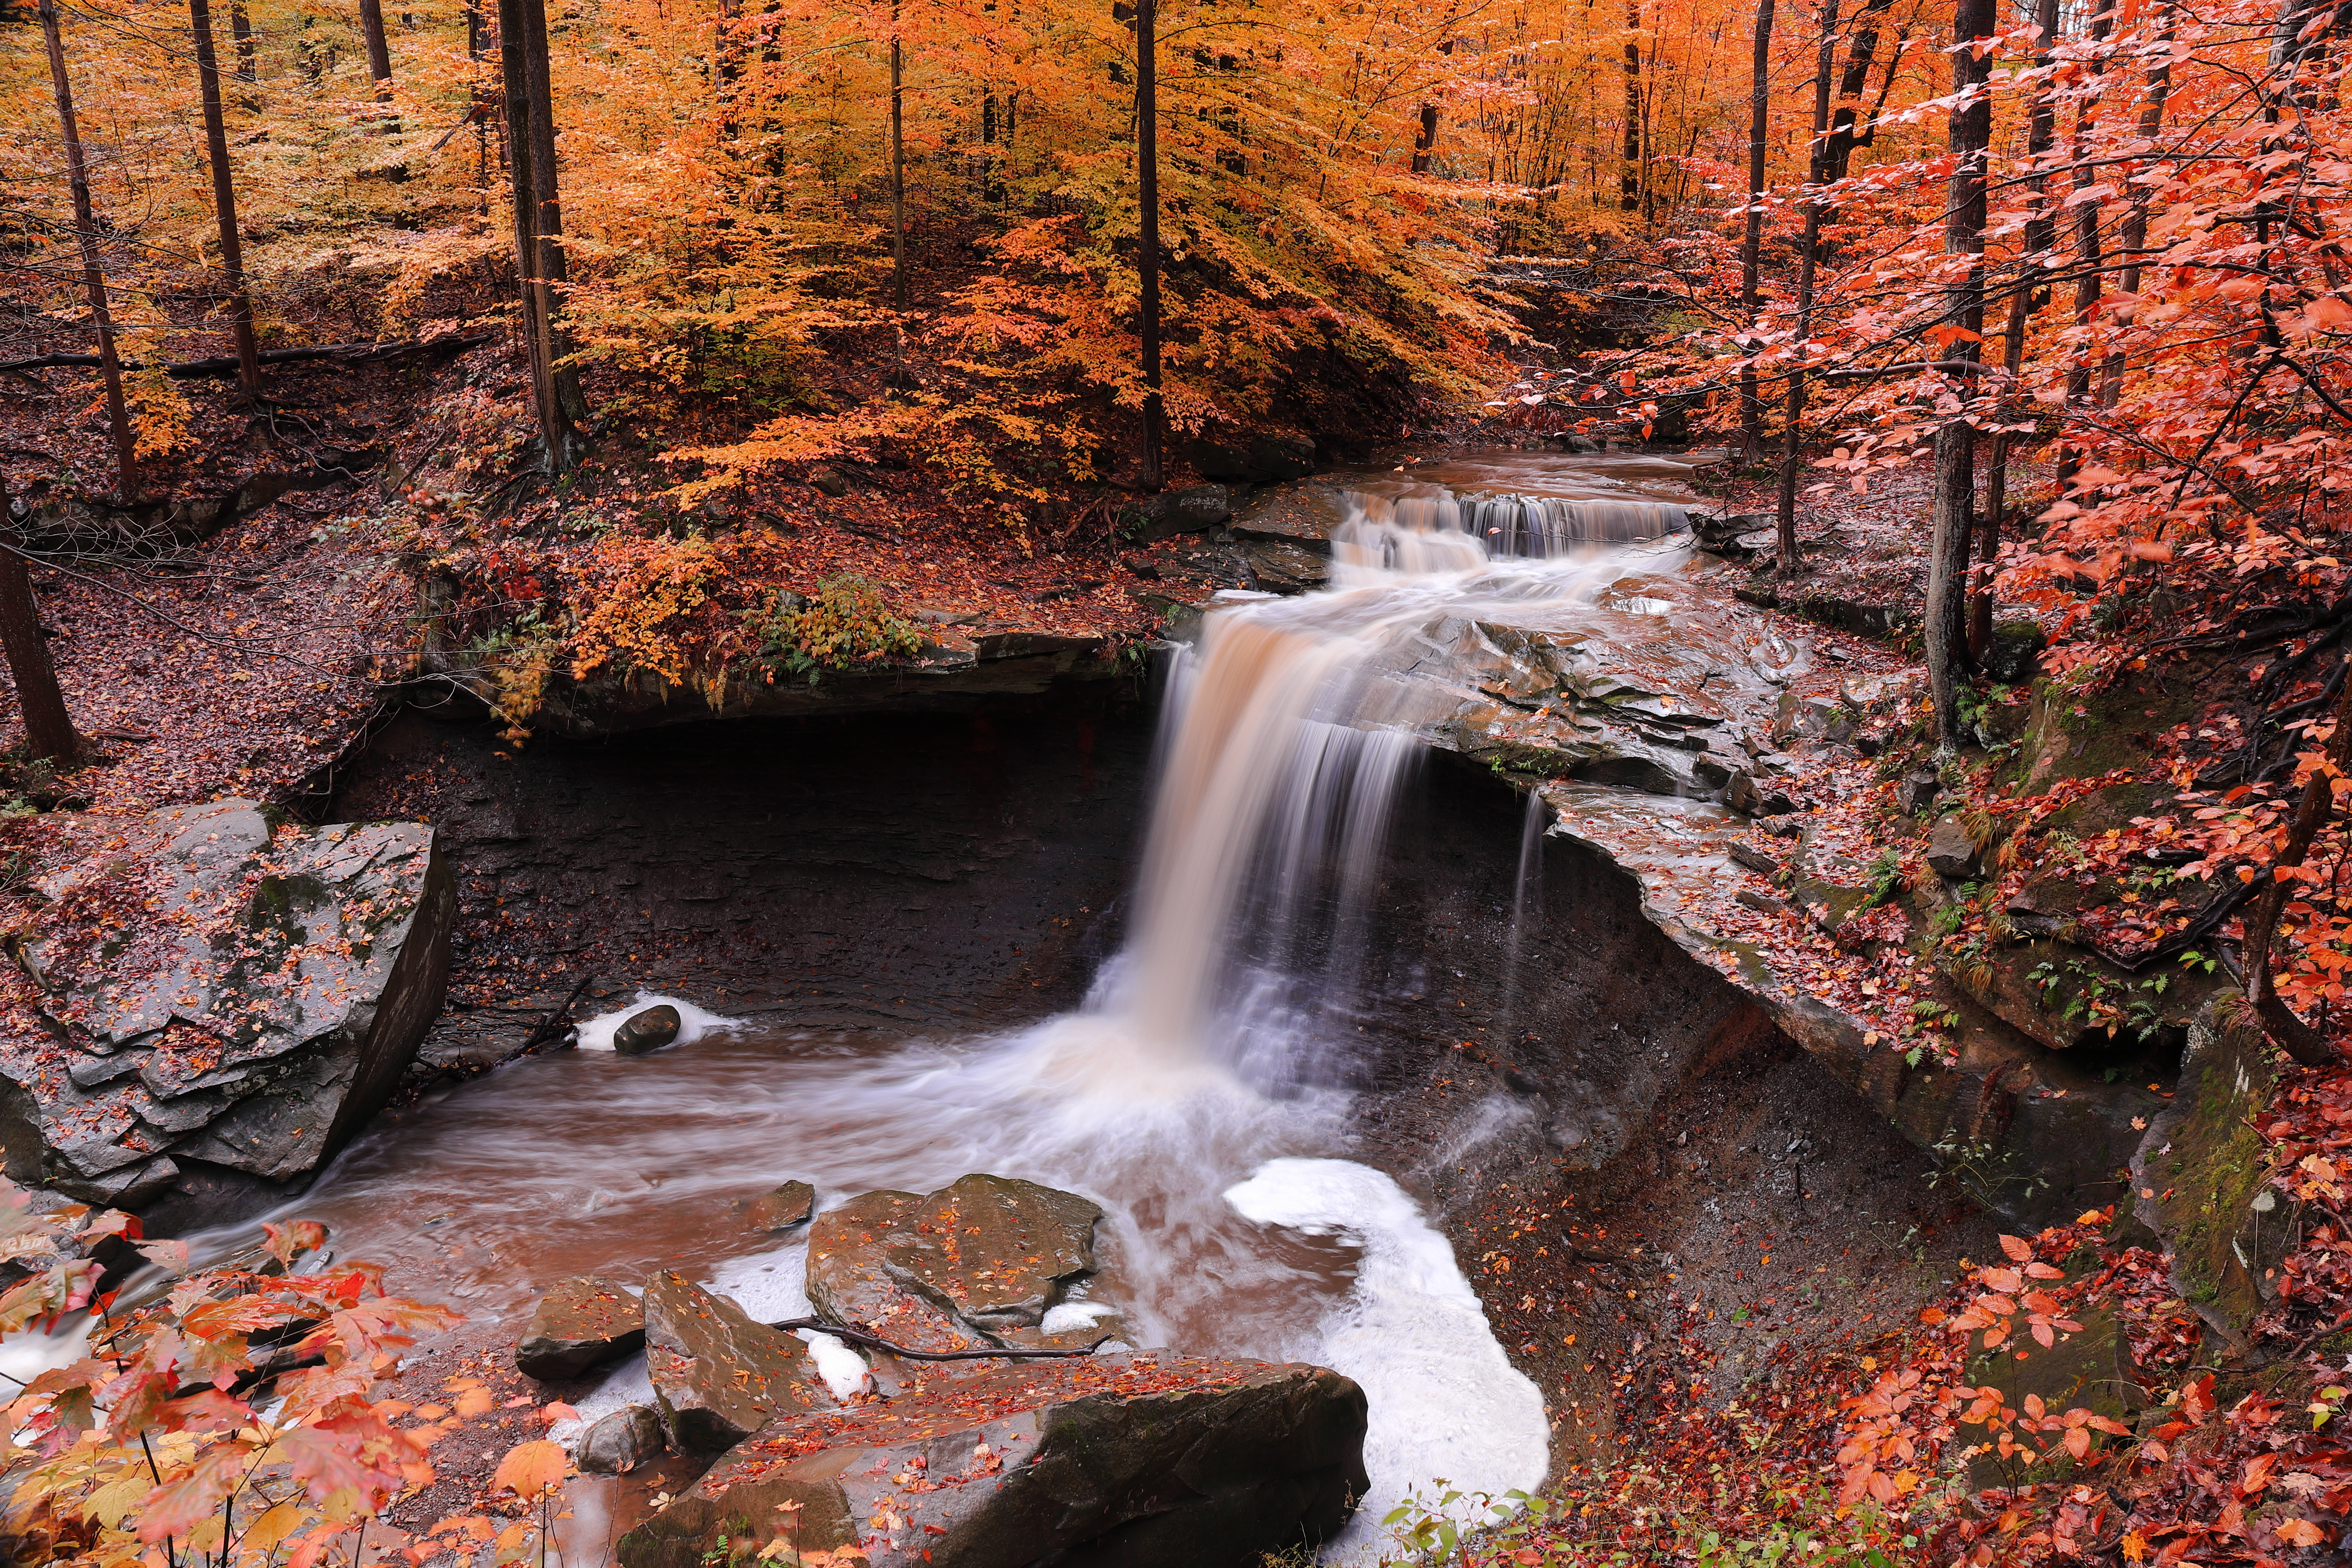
[614,1353,1368,1568]
[516,1275,644,1381]
[808,1176,1122,1354]
[645,1269,837,1451]
[0,800,452,1208]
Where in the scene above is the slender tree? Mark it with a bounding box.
[890,3,907,308]
[1737,0,1772,458]
[358,0,395,101]
[1136,0,1164,491]
[1774,0,1840,569]
[188,0,262,400]
[519,0,586,426]
[496,0,576,469]
[1925,0,1995,749]
[1619,0,1642,211]
[229,0,255,85]
[0,486,78,767]
[2054,0,2116,484]
[2101,1,2176,406]
[1971,0,2060,655]
[37,0,137,506]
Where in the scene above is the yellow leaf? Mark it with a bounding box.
[455,1387,495,1418]
[493,1439,570,1499]
[2277,1519,2326,1548]
[242,1502,306,1554]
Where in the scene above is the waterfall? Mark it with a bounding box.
[1329,487,1687,569]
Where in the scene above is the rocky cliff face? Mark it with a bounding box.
[0,799,452,1215]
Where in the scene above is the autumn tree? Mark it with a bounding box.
[36,0,136,505]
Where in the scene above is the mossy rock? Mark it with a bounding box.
[2016,659,2210,795]
[2133,990,2291,1352]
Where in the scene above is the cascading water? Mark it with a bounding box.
[70,449,1715,1561]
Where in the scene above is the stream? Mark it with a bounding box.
[173,446,1720,1561]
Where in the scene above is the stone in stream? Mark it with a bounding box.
[742,1179,815,1231]
[515,1275,645,1381]
[0,798,453,1211]
[579,1404,669,1476]
[613,1353,1368,1568]
[806,1175,1122,1354]
[611,1005,681,1055]
[645,1270,836,1452]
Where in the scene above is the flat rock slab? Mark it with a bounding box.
[808,1176,1115,1354]
[645,1270,836,1451]
[516,1275,645,1381]
[614,1353,1368,1568]
[0,799,453,1206]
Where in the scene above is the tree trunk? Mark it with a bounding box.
[467,0,490,208]
[1925,0,1995,751]
[2102,2,2174,406]
[1620,0,1641,211]
[890,17,907,307]
[188,0,262,401]
[2055,0,2116,485]
[1136,0,1164,491]
[518,0,587,430]
[230,0,256,100]
[496,0,571,471]
[1821,0,1896,181]
[1775,0,1839,566]
[1971,0,2061,656]
[0,488,78,766]
[1738,0,1773,459]
[1413,102,1440,173]
[357,0,395,100]
[37,0,137,507]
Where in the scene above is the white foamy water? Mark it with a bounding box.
[574,991,743,1052]
[1227,1159,1550,1559]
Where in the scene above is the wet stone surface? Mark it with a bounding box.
[614,1353,1369,1568]
[514,1274,645,1381]
[645,1269,837,1451]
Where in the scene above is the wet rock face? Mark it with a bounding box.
[0,799,452,1210]
[614,1354,1369,1568]
[744,1179,815,1231]
[807,1176,1118,1354]
[580,1404,668,1476]
[611,1005,680,1055]
[515,1276,645,1381]
[645,1270,837,1452]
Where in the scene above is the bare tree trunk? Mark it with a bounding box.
[1971,0,2061,656]
[188,0,261,401]
[1413,102,1440,173]
[1738,0,1773,459]
[1926,0,1995,750]
[467,0,490,209]
[1821,0,1895,181]
[2055,0,2115,486]
[496,0,573,471]
[2101,1,2174,405]
[37,0,137,507]
[357,0,395,100]
[890,14,907,307]
[519,0,586,429]
[230,0,254,72]
[1620,0,1642,211]
[0,487,78,766]
[1775,0,1839,567]
[1137,0,1164,491]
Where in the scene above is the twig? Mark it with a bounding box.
[0,335,490,382]
[510,972,596,1059]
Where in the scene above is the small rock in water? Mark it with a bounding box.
[515,1275,645,1381]
[612,1005,681,1055]
[645,1270,832,1451]
[742,1179,815,1231]
[579,1404,666,1476]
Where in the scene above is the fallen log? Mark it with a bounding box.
[0,334,491,381]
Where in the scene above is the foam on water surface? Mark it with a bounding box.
[1226,1158,1550,1560]
[574,991,742,1052]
